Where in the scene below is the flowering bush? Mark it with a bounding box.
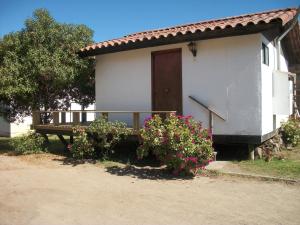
[10,132,47,155]
[137,114,214,175]
[281,118,300,147]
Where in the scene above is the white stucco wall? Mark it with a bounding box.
[62,102,95,123]
[260,34,291,135]
[10,116,32,137]
[96,34,263,135]
[0,116,32,137]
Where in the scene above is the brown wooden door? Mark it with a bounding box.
[152,49,182,115]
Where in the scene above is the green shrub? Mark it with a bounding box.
[69,127,95,159]
[87,117,132,158]
[10,132,47,155]
[70,117,131,159]
[281,118,300,147]
[137,114,214,175]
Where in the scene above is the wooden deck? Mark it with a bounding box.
[32,110,176,147]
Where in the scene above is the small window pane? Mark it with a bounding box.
[262,43,269,65]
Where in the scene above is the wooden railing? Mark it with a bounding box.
[188,95,226,133]
[32,110,176,131]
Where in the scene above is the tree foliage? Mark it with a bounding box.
[0,9,95,121]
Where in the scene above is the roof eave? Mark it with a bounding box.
[78,21,282,57]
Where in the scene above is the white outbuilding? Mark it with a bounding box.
[80,7,300,145]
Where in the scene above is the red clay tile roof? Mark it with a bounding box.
[80,7,298,55]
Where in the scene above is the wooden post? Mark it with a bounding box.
[133,112,140,131]
[32,111,40,126]
[102,112,108,121]
[41,133,49,144]
[57,134,69,151]
[209,111,213,134]
[248,144,255,160]
[70,135,74,144]
[53,112,59,126]
[73,112,80,125]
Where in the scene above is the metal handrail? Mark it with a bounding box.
[189,95,226,134]
[188,96,226,121]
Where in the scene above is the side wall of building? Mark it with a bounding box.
[96,34,263,136]
[260,34,291,136]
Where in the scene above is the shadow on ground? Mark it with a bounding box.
[0,137,14,154]
[52,157,98,166]
[105,165,193,180]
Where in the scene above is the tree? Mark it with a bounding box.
[0,9,95,122]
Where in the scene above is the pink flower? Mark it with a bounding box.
[143,116,152,126]
[162,136,168,144]
[176,153,183,158]
[185,157,198,164]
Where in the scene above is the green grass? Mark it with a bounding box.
[0,135,67,156]
[0,135,148,167]
[235,147,300,180]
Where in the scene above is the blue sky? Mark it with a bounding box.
[0,0,299,42]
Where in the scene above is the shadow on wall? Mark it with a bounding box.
[214,144,249,161]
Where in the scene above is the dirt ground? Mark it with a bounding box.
[0,154,300,225]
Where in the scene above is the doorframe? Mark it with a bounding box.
[151,48,183,115]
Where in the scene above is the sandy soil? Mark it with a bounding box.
[0,154,300,225]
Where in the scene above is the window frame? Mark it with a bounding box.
[262,43,269,66]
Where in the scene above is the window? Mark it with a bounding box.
[81,105,87,123]
[61,112,66,124]
[262,43,269,65]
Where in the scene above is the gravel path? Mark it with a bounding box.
[0,154,300,225]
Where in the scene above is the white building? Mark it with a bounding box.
[79,7,300,145]
[0,102,95,137]
[0,116,32,137]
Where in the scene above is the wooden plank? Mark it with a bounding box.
[53,112,59,126]
[70,135,74,144]
[73,112,80,125]
[209,111,213,135]
[57,134,69,151]
[133,112,140,131]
